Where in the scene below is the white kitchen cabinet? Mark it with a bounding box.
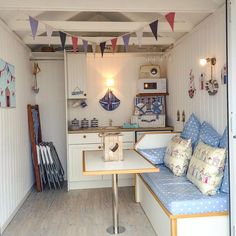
[67,131,135,190]
[66,53,87,99]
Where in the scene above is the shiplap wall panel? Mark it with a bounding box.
[0,22,34,233]
[167,6,227,134]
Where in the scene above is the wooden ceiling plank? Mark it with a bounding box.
[0,0,219,13]
[23,36,175,45]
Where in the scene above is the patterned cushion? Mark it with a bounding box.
[187,142,226,195]
[138,147,167,165]
[198,122,221,147]
[181,113,201,149]
[164,135,192,176]
[219,128,229,193]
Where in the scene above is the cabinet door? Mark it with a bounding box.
[68,144,103,182]
[67,53,87,99]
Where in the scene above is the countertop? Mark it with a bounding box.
[68,126,174,134]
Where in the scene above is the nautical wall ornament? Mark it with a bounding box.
[99,89,120,111]
[188,69,196,98]
[205,79,219,96]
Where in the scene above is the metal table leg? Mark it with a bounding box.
[106,174,125,234]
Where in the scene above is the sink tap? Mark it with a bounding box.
[109,119,113,127]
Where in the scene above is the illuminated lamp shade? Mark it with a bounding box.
[200,58,207,66]
[106,78,114,87]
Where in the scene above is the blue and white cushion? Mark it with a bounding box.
[198,122,221,147]
[181,113,201,149]
[219,128,229,193]
[138,147,167,165]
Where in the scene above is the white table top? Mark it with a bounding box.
[83,149,159,175]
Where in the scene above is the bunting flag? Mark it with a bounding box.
[92,42,96,58]
[100,42,106,57]
[136,29,143,47]
[71,36,78,53]
[122,34,130,52]
[149,20,158,40]
[165,12,175,31]
[59,31,66,50]
[29,16,38,40]
[82,40,88,54]
[45,25,53,45]
[111,38,118,53]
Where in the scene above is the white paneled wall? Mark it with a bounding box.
[35,60,67,177]
[167,6,227,134]
[0,21,34,233]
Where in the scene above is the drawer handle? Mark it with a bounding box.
[83,135,86,138]
[98,146,102,149]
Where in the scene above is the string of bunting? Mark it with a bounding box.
[29,12,175,58]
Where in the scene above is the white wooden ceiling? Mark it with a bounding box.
[0,0,225,52]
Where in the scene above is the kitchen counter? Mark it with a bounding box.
[68,126,174,134]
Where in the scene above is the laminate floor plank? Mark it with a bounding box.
[3,187,156,236]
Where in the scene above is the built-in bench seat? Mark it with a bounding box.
[141,165,228,215]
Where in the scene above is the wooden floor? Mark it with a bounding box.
[3,186,156,236]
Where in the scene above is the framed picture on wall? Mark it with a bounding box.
[0,58,16,108]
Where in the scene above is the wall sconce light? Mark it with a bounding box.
[199,57,216,80]
[106,78,114,88]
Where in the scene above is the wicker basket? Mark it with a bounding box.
[103,133,123,162]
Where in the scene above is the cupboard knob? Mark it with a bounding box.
[84,93,87,96]
[83,135,86,138]
[98,146,102,149]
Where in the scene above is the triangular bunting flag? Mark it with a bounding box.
[82,40,88,54]
[29,16,38,40]
[122,34,130,52]
[149,20,158,40]
[165,12,175,31]
[136,29,143,47]
[100,42,106,57]
[59,31,66,50]
[92,43,96,58]
[45,25,53,45]
[111,38,118,53]
[71,36,78,53]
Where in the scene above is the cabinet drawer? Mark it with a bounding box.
[68,133,102,144]
[121,132,135,143]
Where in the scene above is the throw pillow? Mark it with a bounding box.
[138,147,167,165]
[187,142,226,195]
[219,128,229,193]
[198,122,221,147]
[164,135,192,176]
[181,113,201,149]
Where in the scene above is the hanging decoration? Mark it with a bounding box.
[165,12,176,31]
[28,12,176,56]
[32,62,41,94]
[100,42,106,57]
[199,73,206,90]
[122,34,131,52]
[111,38,118,53]
[29,16,39,40]
[136,29,144,47]
[71,36,78,53]
[188,69,196,98]
[82,40,88,54]
[45,25,53,45]
[0,58,16,108]
[205,79,219,96]
[92,42,97,58]
[59,31,66,50]
[149,20,158,40]
[99,89,120,111]
[221,64,227,85]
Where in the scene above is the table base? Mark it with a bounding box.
[106,226,126,234]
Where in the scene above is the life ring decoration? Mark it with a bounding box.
[205,79,219,96]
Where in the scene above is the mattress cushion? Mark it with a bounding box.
[140,165,229,215]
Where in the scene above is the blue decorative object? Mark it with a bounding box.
[219,128,229,193]
[198,122,221,147]
[181,113,201,149]
[99,89,120,111]
[138,147,167,165]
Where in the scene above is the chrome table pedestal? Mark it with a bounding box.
[106,174,125,234]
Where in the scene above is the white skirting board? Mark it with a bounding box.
[135,174,229,236]
[0,186,33,235]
